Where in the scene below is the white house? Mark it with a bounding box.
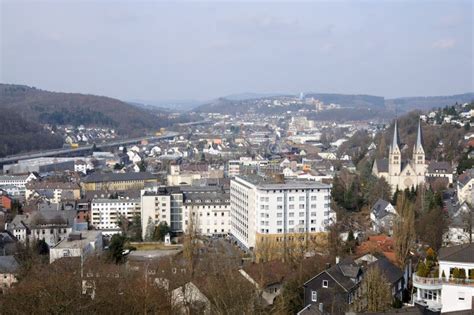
[49,231,103,264]
[413,243,474,313]
[370,199,398,235]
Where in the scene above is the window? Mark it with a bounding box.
[277,197,283,202]
[322,280,328,288]
[299,212,305,217]
[277,221,282,225]
[289,196,294,201]
[311,196,317,201]
[299,196,305,201]
[299,204,305,209]
[289,220,294,225]
[311,290,317,302]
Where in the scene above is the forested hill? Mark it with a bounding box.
[0,84,176,158]
[0,84,171,136]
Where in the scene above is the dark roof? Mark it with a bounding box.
[438,243,474,263]
[83,172,157,183]
[371,199,394,220]
[0,255,20,274]
[457,168,474,187]
[375,159,388,173]
[368,256,404,285]
[242,260,291,287]
[427,161,453,173]
[324,258,361,291]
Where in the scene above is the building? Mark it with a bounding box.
[141,186,182,240]
[457,168,474,205]
[230,175,334,255]
[25,181,81,203]
[140,186,230,240]
[182,190,230,236]
[426,161,454,184]
[302,256,405,315]
[302,258,362,314]
[370,199,398,235]
[7,210,76,246]
[49,230,103,264]
[0,256,20,292]
[0,173,37,189]
[373,120,427,193]
[412,243,474,313]
[82,172,159,191]
[90,197,140,232]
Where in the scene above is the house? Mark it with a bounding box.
[413,243,474,313]
[7,210,77,246]
[0,255,20,291]
[302,258,362,314]
[443,202,473,246]
[49,230,103,264]
[457,168,474,205]
[370,199,398,235]
[239,260,291,305]
[25,181,81,203]
[426,161,454,184]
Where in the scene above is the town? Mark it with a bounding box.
[1,1,472,314]
[0,97,473,315]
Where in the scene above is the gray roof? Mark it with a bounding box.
[0,256,20,274]
[368,256,404,285]
[427,161,453,174]
[325,258,361,291]
[235,175,331,190]
[371,199,395,220]
[375,159,388,173]
[83,172,157,183]
[438,243,474,263]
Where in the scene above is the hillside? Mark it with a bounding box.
[0,84,177,158]
[386,93,474,112]
[0,84,171,136]
[305,93,385,108]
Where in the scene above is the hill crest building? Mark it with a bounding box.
[372,120,427,193]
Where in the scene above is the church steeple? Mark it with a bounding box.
[389,120,401,176]
[391,120,400,153]
[414,119,424,154]
[413,118,425,174]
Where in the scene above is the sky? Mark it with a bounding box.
[1,0,473,102]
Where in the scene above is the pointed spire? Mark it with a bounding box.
[415,119,423,151]
[391,120,400,151]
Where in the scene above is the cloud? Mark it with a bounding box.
[432,38,456,49]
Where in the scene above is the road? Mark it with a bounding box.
[0,131,179,166]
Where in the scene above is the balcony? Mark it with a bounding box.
[413,274,474,289]
[413,274,443,290]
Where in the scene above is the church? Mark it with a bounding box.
[372,120,427,193]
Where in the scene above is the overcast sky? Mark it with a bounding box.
[1,0,472,102]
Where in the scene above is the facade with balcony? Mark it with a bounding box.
[413,243,474,313]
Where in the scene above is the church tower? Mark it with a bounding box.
[413,119,425,175]
[389,120,401,176]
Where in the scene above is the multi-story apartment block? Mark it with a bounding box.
[413,243,474,313]
[82,172,159,191]
[230,175,335,253]
[182,191,230,236]
[91,197,140,232]
[0,173,37,190]
[141,186,230,239]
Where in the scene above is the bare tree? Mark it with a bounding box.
[393,194,416,267]
[354,265,392,312]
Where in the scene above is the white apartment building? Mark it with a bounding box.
[141,187,175,240]
[182,191,230,236]
[0,173,37,189]
[141,186,230,239]
[227,160,241,177]
[91,197,140,231]
[413,243,474,313]
[230,175,335,251]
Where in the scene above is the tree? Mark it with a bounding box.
[393,194,416,267]
[354,266,392,312]
[154,222,170,241]
[108,234,127,264]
